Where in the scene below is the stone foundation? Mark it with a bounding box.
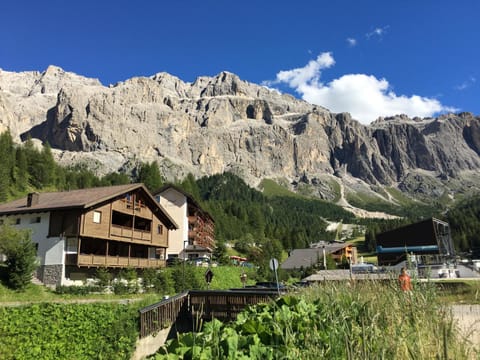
[37,265,63,286]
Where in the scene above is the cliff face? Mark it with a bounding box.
[1,66,480,202]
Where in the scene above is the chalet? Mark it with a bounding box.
[0,184,178,286]
[281,242,357,270]
[153,185,215,260]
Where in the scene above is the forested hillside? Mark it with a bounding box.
[447,195,480,256]
[197,172,355,248]
[0,130,162,201]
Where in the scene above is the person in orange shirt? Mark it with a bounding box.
[399,267,412,291]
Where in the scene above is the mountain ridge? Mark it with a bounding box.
[1,66,480,209]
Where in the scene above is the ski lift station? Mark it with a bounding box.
[375,218,479,278]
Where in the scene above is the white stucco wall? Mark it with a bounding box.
[0,212,64,266]
[157,189,188,258]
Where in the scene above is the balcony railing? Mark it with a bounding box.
[110,225,152,241]
[77,254,165,268]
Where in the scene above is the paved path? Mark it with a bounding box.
[451,304,480,353]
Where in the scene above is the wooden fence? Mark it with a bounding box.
[138,289,279,338]
[139,291,189,338]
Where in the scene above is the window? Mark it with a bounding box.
[0,219,3,225]
[93,211,101,224]
[15,218,21,225]
[65,238,78,254]
[157,224,163,235]
[30,216,41,224]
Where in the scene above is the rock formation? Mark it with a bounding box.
[1,66,480,204]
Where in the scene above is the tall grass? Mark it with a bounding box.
[157,280,476,359]
[299,280,473,359]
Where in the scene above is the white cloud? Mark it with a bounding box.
[455,76,476,91]
[273,52,335,89]
[346,37,357,47]
[269,52,456,124]
[366,26,389,39]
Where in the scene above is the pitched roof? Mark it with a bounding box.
[281,243,351,270]
[0,183,178,229]
[153,184,214,222]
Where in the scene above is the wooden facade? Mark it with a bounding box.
[187,202,215,254]
[0,184,178,285]
[71,188,172,268]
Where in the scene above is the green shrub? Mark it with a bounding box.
[54,285,103,295]
[95,266,112,288]
[0,303,139,359]
[153,269,175,294]
[171,264,203,292]
[0,224,37,291]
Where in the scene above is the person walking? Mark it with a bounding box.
[398,267,412,291]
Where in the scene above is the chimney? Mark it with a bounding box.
[27,192,39,207]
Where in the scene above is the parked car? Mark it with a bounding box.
[351,263,378,273]
[166,257,182,266]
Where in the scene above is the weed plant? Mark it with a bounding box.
[155,280,476,359]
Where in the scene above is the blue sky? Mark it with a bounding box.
[1,0,478,124]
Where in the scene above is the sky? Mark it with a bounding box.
[1,0,479,124]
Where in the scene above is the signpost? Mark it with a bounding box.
[269,258,280,295]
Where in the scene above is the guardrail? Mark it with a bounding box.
[139,291,189,338]
[138,289,280,338]
[189,290,279,322]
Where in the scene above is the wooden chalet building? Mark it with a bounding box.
[281,242,357,270]
[154,185,215,260]
[0,184,177,286]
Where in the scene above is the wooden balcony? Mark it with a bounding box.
[112,198,147,214]
[77,254,166,268]
[110,225,152,241]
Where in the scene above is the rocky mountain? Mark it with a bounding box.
[1,66,480,209]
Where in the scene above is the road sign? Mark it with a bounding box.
[269,258,279,271]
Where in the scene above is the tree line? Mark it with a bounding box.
[1,128,479,269]
[0,130,164,202]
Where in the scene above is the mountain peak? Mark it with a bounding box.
[1,67,480,205]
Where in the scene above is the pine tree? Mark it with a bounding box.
[14,147,28,192]
[39,142,56,187]
[0,130,15,201]
[137,161,163,191]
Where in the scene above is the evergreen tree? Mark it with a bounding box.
[137,161,163,191]
[0,223,37,290]
[23,136,43,188]
[100,172,131,186]
[14,147,28,192]
[179,173,201,201]
[0,130,15,201]
[39,142,56,187]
